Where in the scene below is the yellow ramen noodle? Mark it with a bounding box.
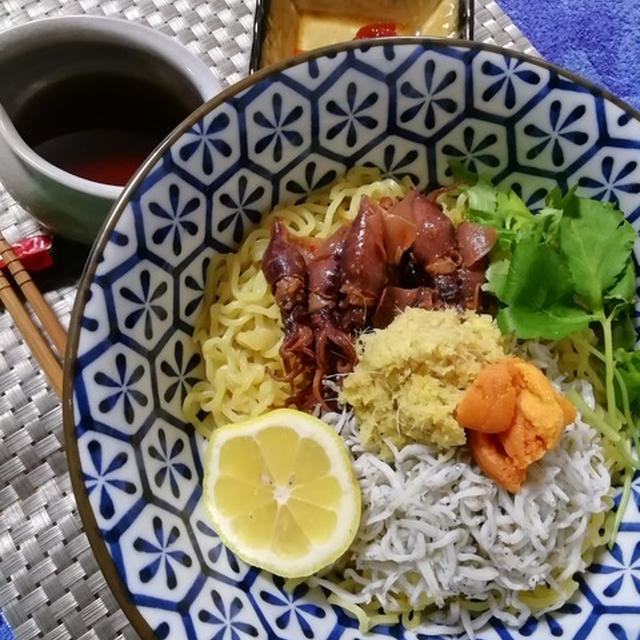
[184,167,412,436]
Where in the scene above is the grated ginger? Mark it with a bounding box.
[340,308,506,456]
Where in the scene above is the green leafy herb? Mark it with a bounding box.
[463,178,562,254]
[498,306,593,341]
[606,260,637,304]
[495,238,592,338]
[612,306,637,351]
[483,259,510,298]
[559,199,635,310]
[615,349,640,411]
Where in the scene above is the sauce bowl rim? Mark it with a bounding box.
[0,14,220,196]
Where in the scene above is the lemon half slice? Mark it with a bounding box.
[202,409,361,578]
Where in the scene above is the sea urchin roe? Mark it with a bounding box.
[458,357,576,491]
[339,308,506,455]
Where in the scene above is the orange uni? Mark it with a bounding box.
[467,430,526,493]
[456,359,516,434]
[457,357,576,492]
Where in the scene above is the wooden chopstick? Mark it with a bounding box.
[0,233,65,398]
[0,268,63,397]
[0,236,67,357]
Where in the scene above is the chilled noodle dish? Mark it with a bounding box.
[190,166,640,637]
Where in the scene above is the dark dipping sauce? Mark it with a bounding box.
[14,72,194,186]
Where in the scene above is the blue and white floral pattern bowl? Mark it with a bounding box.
[64,39,640,640]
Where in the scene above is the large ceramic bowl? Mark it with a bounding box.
[64,39,640,640]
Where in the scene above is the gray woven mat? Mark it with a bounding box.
[0,2,533,639]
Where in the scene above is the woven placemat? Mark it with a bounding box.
[474,0,537,55]
[0,2,534,639]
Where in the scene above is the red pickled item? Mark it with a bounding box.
[0,235,54,271]
[354,22,397,39]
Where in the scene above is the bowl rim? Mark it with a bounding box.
[62,36,640,640]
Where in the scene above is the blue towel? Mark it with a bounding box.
[497,0,640,110]
[0,612,13,640]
